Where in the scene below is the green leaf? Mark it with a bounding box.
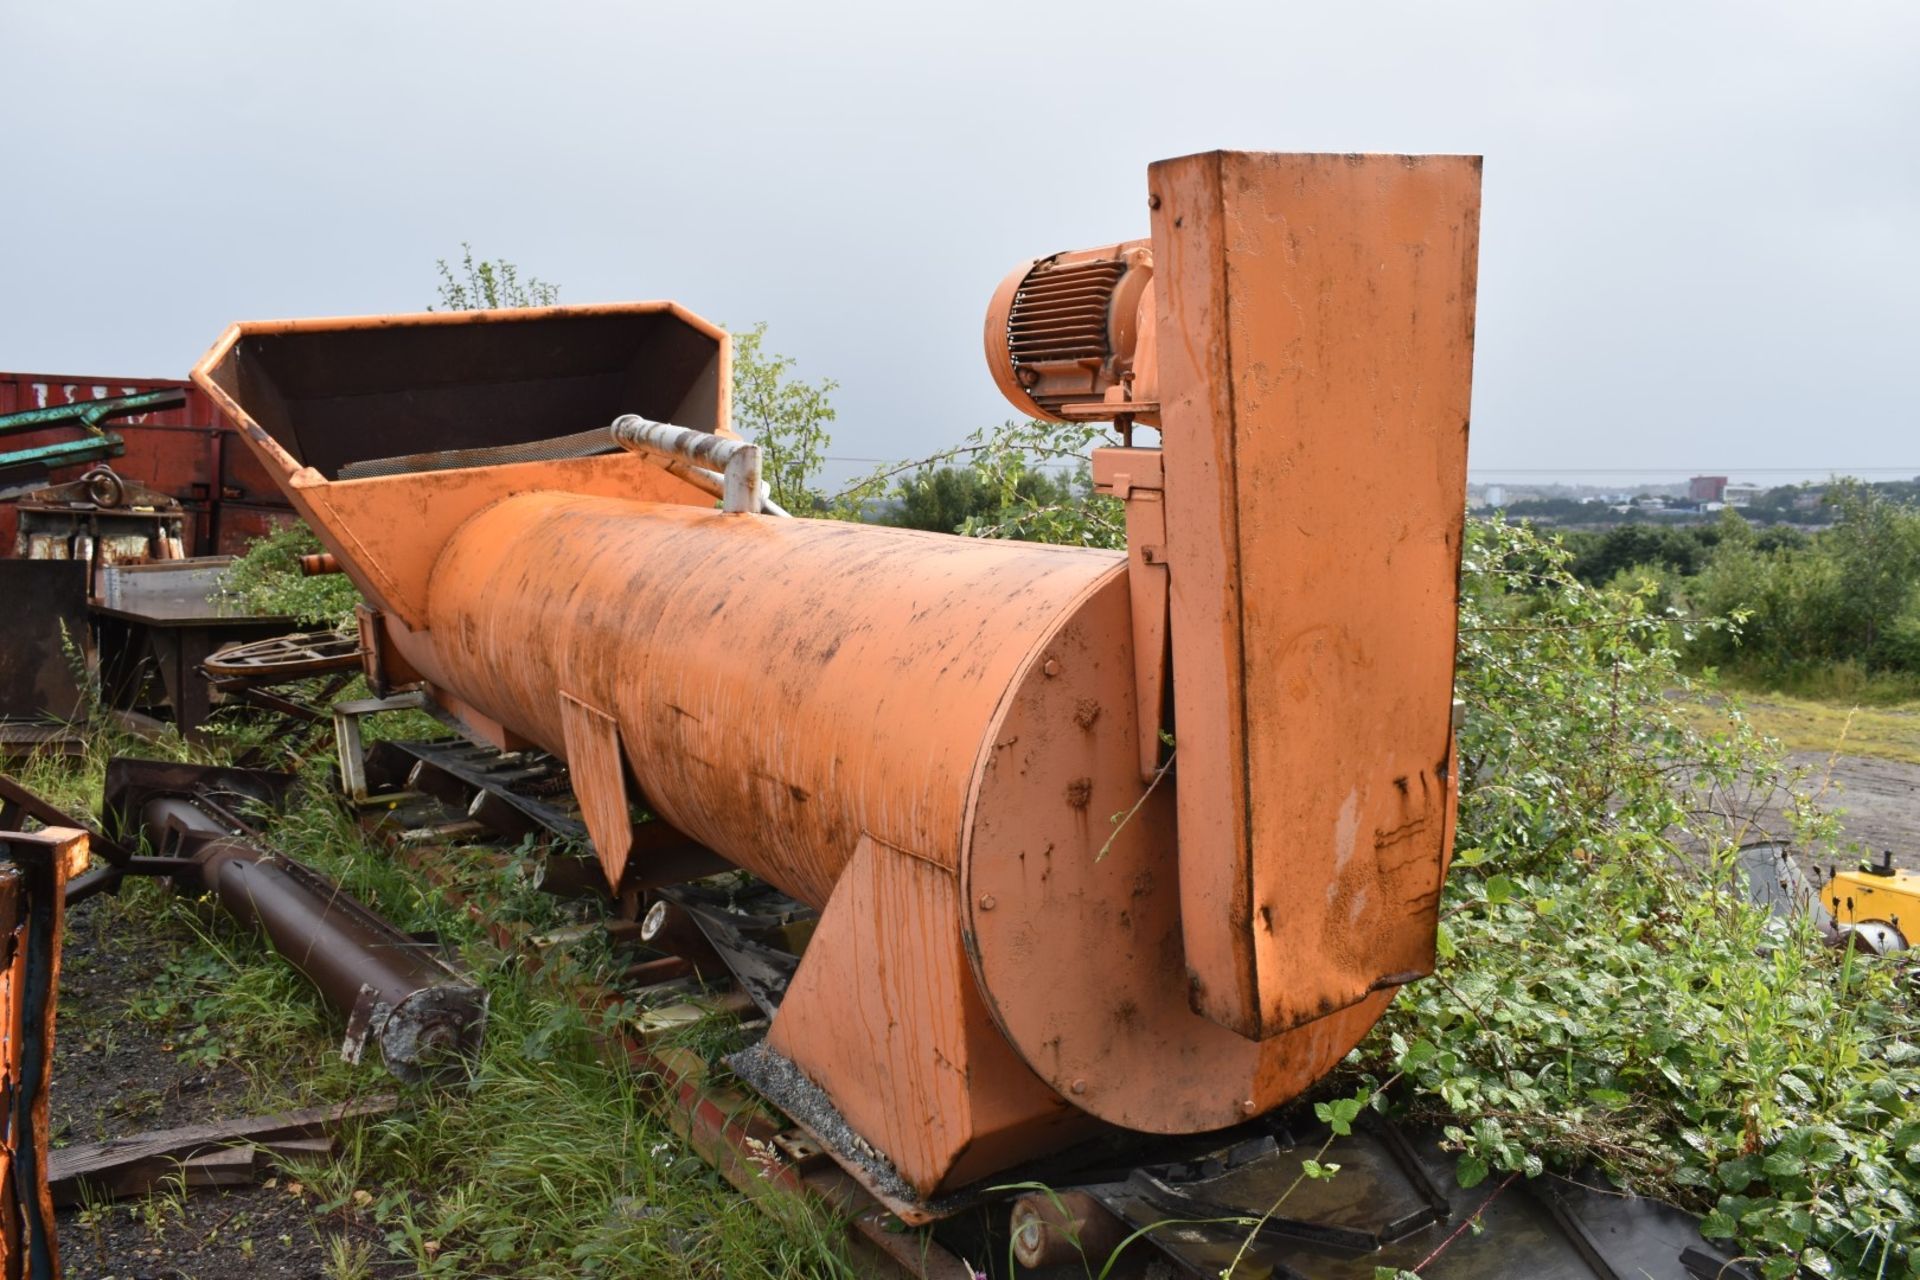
[1698,1209,1737,1239]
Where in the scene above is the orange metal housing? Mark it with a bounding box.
[193,152,1481,1206]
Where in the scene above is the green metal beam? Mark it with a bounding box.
[0,434,123,473]
[0,388,187,438]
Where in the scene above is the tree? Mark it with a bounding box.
[1687,484,1920,680]
[431,244,560,311]
[833,416,1123,545]
[730,323,837,514]
[880,464,1077,535]
[1821,479,1920,662]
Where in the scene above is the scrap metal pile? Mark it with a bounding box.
[0,152,1780,1277]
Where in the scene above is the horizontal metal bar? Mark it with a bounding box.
[0,434,123,472]
[609,415,775,516]
[0,388,184,435]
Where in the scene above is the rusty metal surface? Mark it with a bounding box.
[88,559,293,740]
[195,305,730,480]
[12,466,189,599]
[1078,1119,1751,1279]
[1144,152,1478,1041]
[419,495,1118,908]
[0,774,133,865]
[0,771,156,909]
[0,561,88,724]
[191,155,1481,1202]
[0,726,84,767]
[0,825,77,1279]
[93,557,262,624]
[192,305,730,631]
[964,573,1394,1135]
[203,630,359,680]
[335,424,623,481]
[0,372,292,557]
[387,738,588,838]
[0,389,184,496]
[200,839,488,1079]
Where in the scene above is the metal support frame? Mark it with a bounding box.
[333,693,430,805]
[0,826,78,1278]
[0,388,186,482]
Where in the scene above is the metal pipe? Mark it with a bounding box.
[190,838,485,1078]
[668,460,793,519]
[1008,1190,1129,1269]
[608,415,777,516]
[639,898,727,978]
[125,784,485,1081]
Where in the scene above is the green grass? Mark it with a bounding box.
[16,722,858,1279]
[1683,683,1920,766]
[1708,659,1920,708]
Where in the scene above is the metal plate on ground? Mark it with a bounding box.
[0,560,89,723]
[392,739,587,838]
[1082,1122,1751,1279]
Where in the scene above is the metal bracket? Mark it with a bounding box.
[333,692,431,804]
[1092,446,1171,781]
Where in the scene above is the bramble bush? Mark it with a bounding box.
[1346,518,1920,1278]
[221,520,361,627]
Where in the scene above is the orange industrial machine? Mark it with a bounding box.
[193,151,1480,1208]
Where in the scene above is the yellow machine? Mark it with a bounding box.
[1819,852,1918,953]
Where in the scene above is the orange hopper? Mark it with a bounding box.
[193,151,1480,1207]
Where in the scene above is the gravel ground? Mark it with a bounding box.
[1786,750,1920,871]
[50,894,391,1280]
[1735,751,1920,873]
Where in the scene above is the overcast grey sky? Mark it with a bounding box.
[4,1,1916,487]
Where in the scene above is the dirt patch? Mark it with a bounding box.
[1787,751,1920,871]
[1733,750,1920,873]
[50,894,388,1278]
[58,1181,388,1280]
[54,896,254,1145]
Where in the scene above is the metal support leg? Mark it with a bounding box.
[332,693,427,805]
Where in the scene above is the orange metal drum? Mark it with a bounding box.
[193,152,1483,1205]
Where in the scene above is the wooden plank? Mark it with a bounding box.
[179,1146,260,1190]
[46,1095,394,1206]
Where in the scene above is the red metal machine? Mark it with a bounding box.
[192,151,1480,1208]
[0,372,291,557]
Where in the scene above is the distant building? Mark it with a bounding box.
[1723,484,1765,508]
[1688,475,1729,503]
[1484,484,1506,507]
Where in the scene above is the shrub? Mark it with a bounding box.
[221,521,362,628]
[1348,517,1918,1277]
